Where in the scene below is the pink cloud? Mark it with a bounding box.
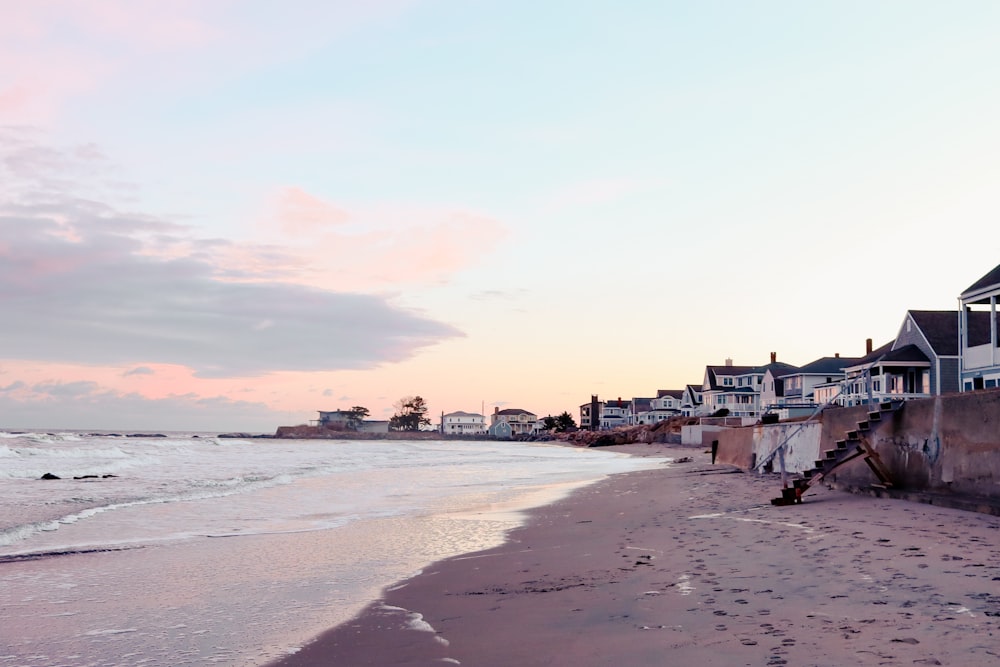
[273,186,351,236]
[243,187,509,290]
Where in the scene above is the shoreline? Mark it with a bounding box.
[269,442,1000,666]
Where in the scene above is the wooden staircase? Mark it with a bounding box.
[771,400,902,506]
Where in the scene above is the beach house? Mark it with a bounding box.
[441,411,487,435]
[490,408,539,436]
[959,263,1000,390]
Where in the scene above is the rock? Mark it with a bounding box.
[73,474,99,479]
[40,473,61,480]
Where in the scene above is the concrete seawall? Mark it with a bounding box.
[716,388,1000,504]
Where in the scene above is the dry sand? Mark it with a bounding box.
[271,444,1000,666]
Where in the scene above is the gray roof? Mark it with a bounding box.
[962,263,1000,301]
[797,356,862,375]
[881,344,930,364]
[656,389,684,399]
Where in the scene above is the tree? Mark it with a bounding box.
[555,411,577,432]
[389,395,431,431]
[543,411,578,433]
[345,406,370,430]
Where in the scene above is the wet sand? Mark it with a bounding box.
[271,444,1000,666]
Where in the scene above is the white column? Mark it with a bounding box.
[992,295,997,367]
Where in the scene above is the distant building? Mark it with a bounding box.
[316,410,388,433]
[490,407,539,436]
[441,411,487,435]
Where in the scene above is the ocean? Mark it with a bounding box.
[0,431,666,666]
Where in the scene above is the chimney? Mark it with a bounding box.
[835,352,840,358]
[866,338,873,354]
[725,357,733,367]
[494,406,499,414]
[618,397,622,407]
[770,351,776,364]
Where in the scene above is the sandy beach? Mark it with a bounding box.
[271,444,1000,666]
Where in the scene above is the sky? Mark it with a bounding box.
[2,1,1000,431]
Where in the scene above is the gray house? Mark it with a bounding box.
[892,310,963,395]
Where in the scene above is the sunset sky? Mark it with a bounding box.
[2,1,1000,431]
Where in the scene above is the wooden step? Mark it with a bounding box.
[857,420,870,431]
[868,411,882,422]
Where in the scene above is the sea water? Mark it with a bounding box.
[0,431,666,666]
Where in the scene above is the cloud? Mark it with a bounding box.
[0,130,462,378]
[257,187,509,290]
[0,379,286,432]
[123,366,154,377]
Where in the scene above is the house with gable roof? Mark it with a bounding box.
[894,310,964,395]
[787,355,861,406]
[759,364,799,412]
[490,407,539,436]
[959,263,1000,390]
[702,355,798,418]
[681,384,703,416]
[838,336,935,406]
[599,398,631,428]
[629,390,684,424]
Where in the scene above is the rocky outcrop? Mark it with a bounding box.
[556,415,698,447]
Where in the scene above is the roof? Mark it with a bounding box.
[845,340,895,370]
[754,361,799,375]
[881,344,930,365]
[762,365,799,379]
[632,398,653,412]
[495,408,536,416]
[443,411,484,418]
[705,365,756,390]
[906,310,960,356]
[656,389,684,399]
[796,356,862,375]
[961,263,1000,301]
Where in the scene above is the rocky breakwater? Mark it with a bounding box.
[273,424,443,440]
[557,415,698,447]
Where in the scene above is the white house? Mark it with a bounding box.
[599,399,630,429]
[681,384,703,416]
[441,411,487,435]
[701,356,797,418]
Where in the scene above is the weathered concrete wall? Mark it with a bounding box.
[715,426,754,469]
[827,390,1000,497]
[681,424,728,446]
[715,422,822,472]
[717,390,1000,500]
[753,422,822,472]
